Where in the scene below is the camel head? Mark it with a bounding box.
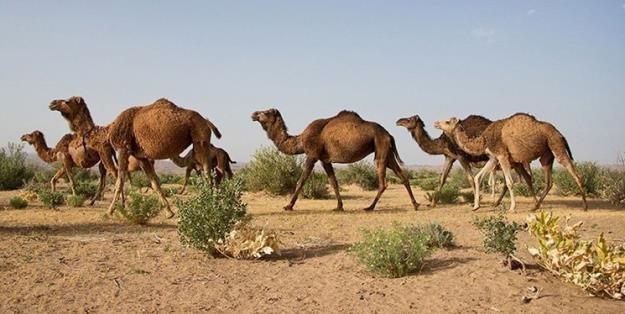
[396,115,425,130]
[20,130,44,145]
[433,117,460,136]
[251,108,282,128]
[49,96,95,133]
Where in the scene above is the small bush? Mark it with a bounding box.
[422,223,455,249]
[554,161,603,197]
[74,169,98,183]
[302,171,329,199]
[425,183,459,204]
[38,190,65,209]
[603,168,625,207]
[0,143,35,190]
[513,168,545,197]
[238,147,301,195]
[9,197,28,209]
[415,176,438,191]
[159,173,182,185]
[129,172,151,189]
[67,195,86,207]
[459,191,475,204]
[350,222,433,278]
[177,178,248,255]
[116,192,162,225]
[448,168,472,189]
[472,214,519,257]
[337,161,378,191]
[75,182,98,198]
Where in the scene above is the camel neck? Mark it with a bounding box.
[452,125,486,156]
[267,117,304,155]
[32,138,57,163]
[68,108,97,136]
[411,127,446,155]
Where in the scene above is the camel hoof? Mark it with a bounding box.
[413,203,420,211]
[362,206,374,212]
[332,207,344,212]
[283,205,294,211]
[472,206,480,212]
[165,211,175,219]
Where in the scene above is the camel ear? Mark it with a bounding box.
[71,96,84,105]
[269,108,279,115]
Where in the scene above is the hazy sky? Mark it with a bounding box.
[1,1,624,165]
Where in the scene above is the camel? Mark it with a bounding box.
[252,109,419,211]
[21,130,150,204]
[434,113,587,212]
[396,115,535,207]
[171,144,236,194]
[50,97,221,218]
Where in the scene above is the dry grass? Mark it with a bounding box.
[1,183,624,312]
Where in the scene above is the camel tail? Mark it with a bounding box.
[563,136,574,161]
[390,136,404,165]
[225,151,236,164]
[206,119,222,139]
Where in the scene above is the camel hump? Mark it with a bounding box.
[151,98,178,109]
[55,133,75,150]
[509,112,536,121]
[336,110,362,119]
[461,115,492,138]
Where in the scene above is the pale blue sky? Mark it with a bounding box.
[1,1,624,164]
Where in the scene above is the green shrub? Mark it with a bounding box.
[425,183,459,204]
[160,187,177,198]
[67,195,86,207]
[177,178,248,255]
[554,161,603,197]
[0,143,35,190]
[116,192,162,225]
[422,223,455,249]
[159,173,182,185]
[459,191,475,204]
[513,168,545,197]
[38,190,65,209]
[9,196,28,209]
[302,171,329,199]
[472,215,519,257]
[129,172,151,189]
[337,161,378,191]
[447,168,472,189]
[238,147,301,195]
[415,176,438,191]
[74,169,98,183]
[31,166,56,184]
[350,222,433,278]
[75,182,98,198]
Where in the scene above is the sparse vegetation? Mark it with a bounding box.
[9,196,28,209]
[177,178,248,255]
[425,183,460,204]
[422,223,455,249]
[302,171,330,199]
[116,192,162,225]
[0,143,35,190]
[130,172,151,190]
[75,182,98,198]
[337,161,378,191]
[554,161,603,197]
[473,214,520,262]
[38,190,65,209]
[238,146,301,195]
[350,222,434,278]
[513,169,545,197]
[67,195,87,207]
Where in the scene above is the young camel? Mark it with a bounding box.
[252,109,419,211]
[21,130,149,204]
[435,113,587,212]
[396,115,535,207]
[171,144,236,194]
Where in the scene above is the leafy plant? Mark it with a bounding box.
[415,176,438,191]
[337,161,378,191]
[129,172,151,189]
[0,143,35,190]
[67,195,86,207]
[214,221,281,259]
[116,192,162,225]
[159,173,183,185]
[554,161,602,197]
[513,169,545,197]
[9,196,28,209]
[177,178,248,255]
[422,223,455,249]
[425,183,459,204]
[459,191,475,204]
[238,146,301,195]
[350,222,433,278]
[75,182,98,198]
[38,190,65,209]
[302,171,329,199]
[473,215,519,257]
[602,155,625,207]
[527,212,625,299]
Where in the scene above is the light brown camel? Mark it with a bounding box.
[396,115,535,207]
[435,113,587,211]
[171,144,236,194]
[252,109,419,211]
[21,131,150,204]
[105,98,221,217]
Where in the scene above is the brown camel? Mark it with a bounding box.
[171,144,236,194]
[252,109,419,211]
[435,113,587,211]
[396,115,535,207]
[21,130,150,204]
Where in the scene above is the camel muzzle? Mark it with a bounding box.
[49,100,63,111]
[251,113,260,121]
[19,135,27,141]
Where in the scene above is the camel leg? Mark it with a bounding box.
[194,144,214,186]
[50,167,66,193]
[179,167,192,194]
[364,159,388,211]
[90,163,107,206]
[497,156,517,212]
[59,155,77,196]
[534,154,554,210]
[284,157,316,211]
[488,168,496,201]
[388,157,419,211]
[559,159,588,210]
[513,163,538,205]
[108,149,129,215]
[473,158,498,211]
[321,161,343,211]
[140,158,174,218]
[433,157,455,207]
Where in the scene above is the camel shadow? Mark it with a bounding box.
[253,207,412,217]
[541,198,622,211]
[0,222,176,237]
[420,256,478,275]
[268,243,352,261]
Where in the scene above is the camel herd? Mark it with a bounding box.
[20,96,588,217]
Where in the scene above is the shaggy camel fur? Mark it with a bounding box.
[105,98,222,217]
[171,145,236,194]
[435,113,587,211]
[397,115,535,207]
[252,109,419,211]
[21,130,149,204]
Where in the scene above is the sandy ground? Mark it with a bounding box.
[1,184,624,313]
